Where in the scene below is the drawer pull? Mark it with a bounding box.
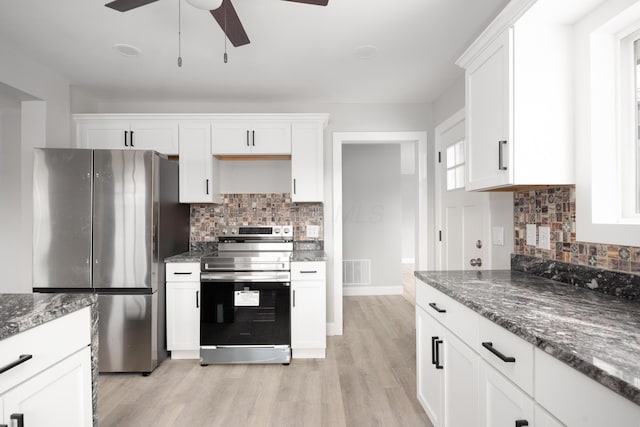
[300,270,317,274]
[0,354,33,375]
[482,342,516,363]
[10,414,24,427]
[515,421,529,427]
[431,336,438,365]
[173,272,193,275]
[428,302,446,313]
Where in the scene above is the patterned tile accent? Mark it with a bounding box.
[190,193,323,242]
[514,186,640,276]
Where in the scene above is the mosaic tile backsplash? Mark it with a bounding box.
[514,186,640,275]
[190,193,323,242]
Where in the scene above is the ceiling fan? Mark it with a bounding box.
[105,0,329,47]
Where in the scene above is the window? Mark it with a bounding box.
[446,140,465,190]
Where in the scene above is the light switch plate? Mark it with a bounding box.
[306,225,320,238]
[526,224,537,246]
[492,226,504,246]
[538,226,551,250]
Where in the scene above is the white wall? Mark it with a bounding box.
[219,160,291,194]
[0,107,22,293]
[0,37,72,293]
[401,142,416,262]
[343,144,402,290]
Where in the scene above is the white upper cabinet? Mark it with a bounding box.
[211,121,291,155]
[457,0,575,191]
[291,122,324,202]
[179,121,220,204]
[75,116,179,155]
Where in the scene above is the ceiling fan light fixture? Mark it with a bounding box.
[186,0,223,10]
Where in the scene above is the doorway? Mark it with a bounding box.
[331,131,428,336]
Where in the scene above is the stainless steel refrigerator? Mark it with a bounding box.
[32,148,189,374]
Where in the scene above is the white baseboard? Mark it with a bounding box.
[292,348,326,359]
[327,322,342,336]
[170,350,199,360]
[343,285,403,296]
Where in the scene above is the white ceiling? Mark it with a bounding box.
[0,0,510,104]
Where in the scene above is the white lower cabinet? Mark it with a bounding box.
[478,361,534,427]
[535,404,565,427]
[1,347,92,427]
[416,306,444,425]
[0,308,92,427]
[291,261,326,358]
[166,263,201,359]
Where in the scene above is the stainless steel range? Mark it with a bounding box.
[200,225,293,365]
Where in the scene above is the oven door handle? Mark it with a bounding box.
[201,272,291,283]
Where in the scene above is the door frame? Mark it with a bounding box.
[331,131,429,336]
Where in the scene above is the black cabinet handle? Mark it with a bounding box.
[498,140,507,170]
[252,130,255,146]
[293,178,297,194]
[130,130,135,147]
[246,130,250,146]
[515,421,529,427]
[124,130,129,147]
[482,342,516,363]
[428,302,446,313]
[196,290,199,308]
[173,272,192,275]
[434,339,443,369]
[10,413,24,427]
[431,336,438,365]
[206,179,210,195]
[300,270,317,274]
[0,354,33,375]
[292,289,296,308]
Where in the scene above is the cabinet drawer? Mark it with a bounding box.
[416,280,479,345]
[477,315,534,396]
[291,262,326,281]
[535,348,640,427]
[166,262,201,281]
[0,307,91,395]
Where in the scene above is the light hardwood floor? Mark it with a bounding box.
[98,296,431,427]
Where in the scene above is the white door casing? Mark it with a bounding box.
[435,109,491,271]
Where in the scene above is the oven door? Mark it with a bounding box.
[200,273,291,347]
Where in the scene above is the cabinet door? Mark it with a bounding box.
[166,282,200,351]
[442,328,479,427]
[535,404,565,427]
[416,306,444,427]
[466,28,513,190]
[291,280,326,355]
[291,122,323,202]
[211,123,252,155]
[478,360,534,427]
[2,347,92,427]
[129,120,179,155]
[78,120,129,150]
[251,122,291,155]
[179,122,220,203]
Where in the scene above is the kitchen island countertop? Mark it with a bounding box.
[415,270,640,406]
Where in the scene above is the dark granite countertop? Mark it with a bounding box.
[164,250,214,263]
[0,293,97,342]
[165,250,327,263]
[415,270,640,406]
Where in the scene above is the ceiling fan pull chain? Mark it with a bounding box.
[223,0,228,63]
[177,0,183,67]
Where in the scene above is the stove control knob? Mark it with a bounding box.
[283,226,291,235]
[231,228,238,235]
[273,226,281,235]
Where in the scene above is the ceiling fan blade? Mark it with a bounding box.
[210,0,250,47]
[105,0,160,12]
[282,0,329,6]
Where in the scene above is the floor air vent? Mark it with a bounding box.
[343,259,371,285]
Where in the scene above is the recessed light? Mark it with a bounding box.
[113,44,142,57]
[354,45,379,60]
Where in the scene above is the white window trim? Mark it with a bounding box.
[575,0,640,247]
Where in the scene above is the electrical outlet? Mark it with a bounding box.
[492,226,504,246]
[306,225,320,239]
[538,226,551,250]
[526,224,537,246]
